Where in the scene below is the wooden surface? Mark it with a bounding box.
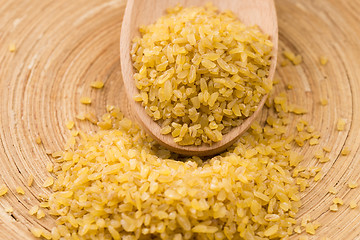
[120,0,278,156]
[0,0,359,239]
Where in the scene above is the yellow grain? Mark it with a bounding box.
[333,197,344,205]
[16,186,25,195]
[320,56,328,65]
[305,223,316,235]
[323,146,331,152]
[35,137,42,145]
[283,50,295,61]
[314,172,322,182]
[9,43,16,52]
[337,118,346,131]
[46,162,54,173]
[294,225,302,234]
[0,184,8,196]
[319,157,330,163]
[42,177,54,188]
[329,204,338,212]
[314,149,324,159]
[283,50,302,65]
[309,138,319,146]
[90,81,104,89]
[301,214,311,227]
[80,97,92,105]
[30,228,43,238]
[341,146,350,156]
[41,231,52,240]
[29,205,39,216]
[320,98,328,106]
[39,202,50,208]
[350,200,357,209]
[66,120,75,130]
[36,209,46,219]
[328,186,338,195]
[76,113,86,120]
[27,175,34,187]
[313,221,321,230]
[348,181,358,189]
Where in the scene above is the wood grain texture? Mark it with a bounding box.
[0,0,359,239]
[120,0,278,156]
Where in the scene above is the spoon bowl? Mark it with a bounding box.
[120,0,278,156]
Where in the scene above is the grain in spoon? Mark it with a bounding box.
[120,0,278,156]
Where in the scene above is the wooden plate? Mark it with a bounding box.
[0,0,359,239]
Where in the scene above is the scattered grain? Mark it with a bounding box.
[46,162,54,173]
[90,81,104,89]
[309,138,319,146]
[314,149,324,159]
[328,186,338,195]
[294,225,302,234]
[337,118,346,131]
[9,43,16,52]
[80,97,91,105]
[320,98,328,106]
[33,91,315,239]
[29,205,39,216]
[36,209,45,219]
[76,113,86,120]
[341,146,350,156]
[305,223,316,235]
[323,146,331,152]
[333,197,344,205]
[348,181,358,189]
[16,186,25,195]
[319,157,330,163]
[42,177,54,188]
[301,214,311,227]
[0,184,8,196]
[35,137,42,145]
[329,204,338,212]
[283,50,302,65]
[27,175,34,187]
[30,228,43,238]
[314,172,322,182]
[313,221,321,230]
[320,56,328,65]
[350,200,357,209]
[65,120,75,130]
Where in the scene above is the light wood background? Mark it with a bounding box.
[0,0,359,239]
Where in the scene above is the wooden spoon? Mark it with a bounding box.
[120,0,278,156]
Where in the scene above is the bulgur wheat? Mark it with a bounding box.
[131,4,273,145]
[30,91,328,240]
